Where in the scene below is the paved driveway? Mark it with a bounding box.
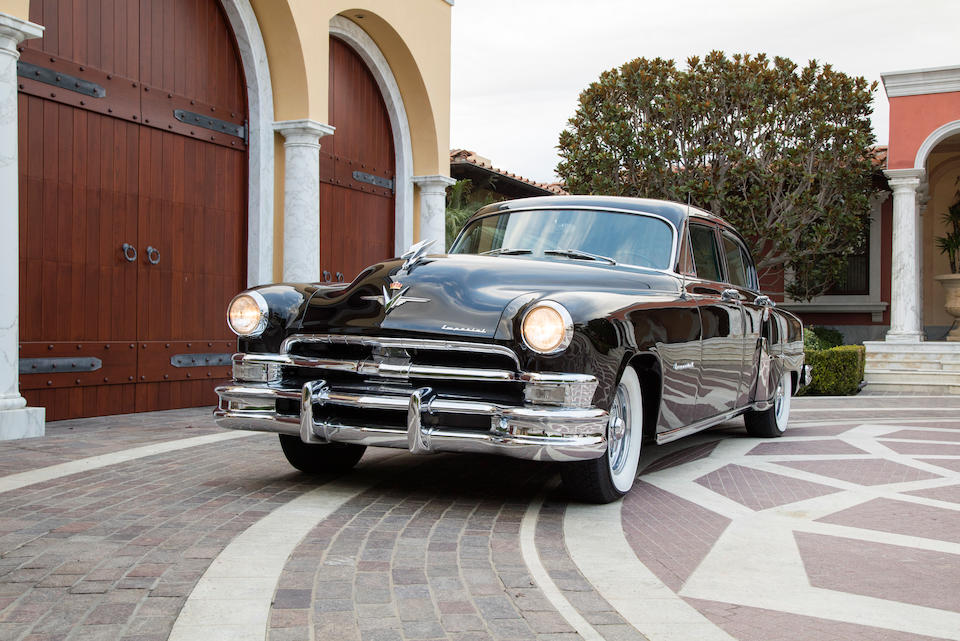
[0,396,957,641]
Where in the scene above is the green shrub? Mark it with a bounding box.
[801,345,865,396]
[803,326,843,351]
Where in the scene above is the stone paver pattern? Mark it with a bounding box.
[0,395,956,640]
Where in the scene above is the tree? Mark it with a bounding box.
[556,52,878,299]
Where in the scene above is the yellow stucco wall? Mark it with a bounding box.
[250,0,450,175]
[0,0,29,20]
[923,150,959,328]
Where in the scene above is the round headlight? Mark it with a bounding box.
[521,301,573,354]
[227,291,268,337]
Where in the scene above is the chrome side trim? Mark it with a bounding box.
[279,334,521,369]
[655,408,744,445]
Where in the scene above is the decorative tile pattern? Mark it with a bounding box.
[694,464,840,510]
[773,458,941,486]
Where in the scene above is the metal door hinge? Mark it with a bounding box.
[20,357,102,374]
[17,61,106,98]
[173,109,245,139]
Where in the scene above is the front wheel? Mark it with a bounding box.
[561,366,644,503]
[278,434,366,474]
[744,371,792,438]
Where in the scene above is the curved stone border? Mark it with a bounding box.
[168,453,404,641]
[520,487,604,641]
[0,431,253,494]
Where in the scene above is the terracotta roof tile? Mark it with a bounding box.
[450,149,569,195]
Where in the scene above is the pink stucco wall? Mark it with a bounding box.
[888,91,960,169]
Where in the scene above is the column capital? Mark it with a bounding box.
[412,174,456,194]
[0,13,43,53]
[273,119,334,149]
[883,167,925,192]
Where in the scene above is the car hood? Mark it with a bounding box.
[297,254,680,340]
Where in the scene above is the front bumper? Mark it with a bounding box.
[215,382,607,462]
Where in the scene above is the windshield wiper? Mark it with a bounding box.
[480,248,533,256]
[544,248,617,265]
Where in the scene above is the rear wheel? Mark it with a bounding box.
[744,371,792,438]
[278,434,366,474]
[561,366,644,503]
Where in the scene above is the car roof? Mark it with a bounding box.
[470,195,728,230]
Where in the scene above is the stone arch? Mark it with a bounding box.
[329,15,414,253]
[220,0,276,286]
[915,119,960,171]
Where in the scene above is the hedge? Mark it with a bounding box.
[801,345,865,396]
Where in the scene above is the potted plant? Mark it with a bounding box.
[934,189,960,341]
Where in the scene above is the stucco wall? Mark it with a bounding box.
[0,0,27,20]
[250,0,450,175]
[888,92,960,169]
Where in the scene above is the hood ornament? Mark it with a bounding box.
[362,283,429,315]
[399,239,436,272]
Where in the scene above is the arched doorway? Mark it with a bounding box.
[18,0,248,420]
[319,35,396,282]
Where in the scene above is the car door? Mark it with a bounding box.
[718,229,764,409]
[687,221,747,420]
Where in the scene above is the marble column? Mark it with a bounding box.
[884,168,926,343]
[412,175,455,251]
[0,13,43,439]
[273,119,334,282]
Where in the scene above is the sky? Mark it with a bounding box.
[450,0,959,185]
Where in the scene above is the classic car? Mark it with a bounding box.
[215,195,806,503]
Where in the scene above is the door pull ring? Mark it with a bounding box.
[121,243,137,262]
[146,246,160,265]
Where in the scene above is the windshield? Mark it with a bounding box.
[449,208,675,270]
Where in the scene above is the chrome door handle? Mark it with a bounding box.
[121,243,137,262]
[754,294,775,307]
[146,246,160,265]
[721,288,742,301]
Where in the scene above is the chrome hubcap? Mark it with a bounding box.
[774,376,789,426]
[608,386,631,474]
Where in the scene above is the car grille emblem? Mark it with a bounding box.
[361,283,429,315]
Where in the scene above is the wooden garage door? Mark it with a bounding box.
[319,36,395,283]
[18,0,247,421]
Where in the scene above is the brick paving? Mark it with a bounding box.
[694,464,841,510]
[620,481,730,592]
[686,598,949,641]
[0,397,957,640]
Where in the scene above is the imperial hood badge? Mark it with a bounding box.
[361,282,429,315]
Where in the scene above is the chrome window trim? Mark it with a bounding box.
[450,206,679,275]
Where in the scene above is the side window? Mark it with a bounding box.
[689,224,722,282]
[678,225,696,275]
[720,232,748,288]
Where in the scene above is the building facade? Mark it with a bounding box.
[0,0,455,434]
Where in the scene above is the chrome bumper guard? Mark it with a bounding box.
[215,381,607,461]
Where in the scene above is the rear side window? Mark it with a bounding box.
[689,224,722,282]
[721,233,748,288]
[720,231,758,290]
